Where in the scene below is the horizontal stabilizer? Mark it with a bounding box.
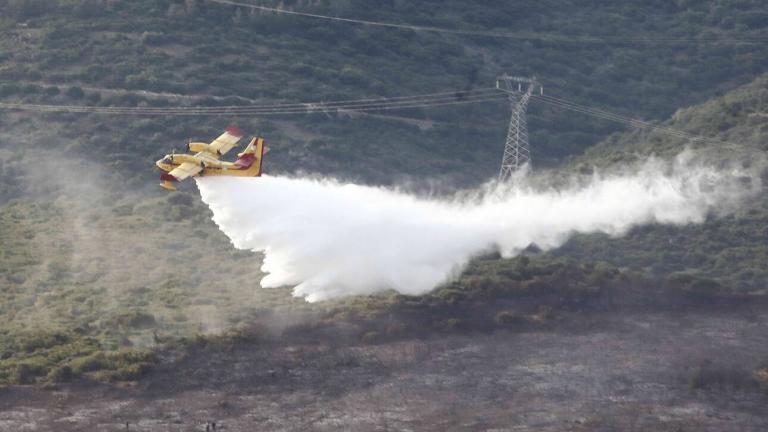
[159,180,177,191]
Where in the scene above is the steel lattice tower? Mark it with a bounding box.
[496,75,540,182]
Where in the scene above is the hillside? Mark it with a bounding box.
[1,0,768,187]
[1,65,767,389]
[1,2,768,429]
[553,74,768,293]
[0,0,766,369]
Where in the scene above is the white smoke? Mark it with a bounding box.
[196,152,760,302]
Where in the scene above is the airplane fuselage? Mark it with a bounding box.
[155,159,261,177]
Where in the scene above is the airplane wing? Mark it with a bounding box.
[167,161,203,181]
[208,126,244,157]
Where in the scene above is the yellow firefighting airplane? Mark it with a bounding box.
[156,126,266,191]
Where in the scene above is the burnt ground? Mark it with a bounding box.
[1,307,768,432]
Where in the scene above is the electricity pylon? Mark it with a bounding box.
[496,75,541,182]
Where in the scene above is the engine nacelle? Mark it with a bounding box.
[187,142,220,155]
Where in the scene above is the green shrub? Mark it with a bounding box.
[7,0,54,19]
[110,311,156,329]
[140,32,168,46]
[66,86,85,99]
[689,362,755,392]
[442,318,467,331]
[494,310,527,326]
[385,322,408,337]
[67,349,155,382]
[110,362,153,381]
[68,353,108,374]
[46,365,73,383]
[360,331,379,344]
[754,367,768,392]
[10,362,45,385]
[0,83,20,97]
[18,332,70,353]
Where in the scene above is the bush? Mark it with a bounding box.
[141,32,168,46]
[110,362,153,381]
[7,0,54,19]
[754,367,768,392]
[0,83,20,97]
[110,311,156,329]
[84,92,102,104]
[22,84,42,95]
[667,273,728,299]
[687,278,724,298]
[18,332,70,353]
[442,318,467,331]
[67,349,155,382]
[360,331,379,343]
[689,362,756,392]
[10,363,44,385]
[66,86,85,99]
[46,365,73,383]
[385,322,409,337]
[68,353,108,374]
[494,310,527,326]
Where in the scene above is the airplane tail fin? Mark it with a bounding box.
[253,137,265,177]
[233,137,266,176]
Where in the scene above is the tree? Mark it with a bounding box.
[7,0,55,19]
[66,86,85,99]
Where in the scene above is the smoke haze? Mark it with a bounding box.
[197,153,760,302]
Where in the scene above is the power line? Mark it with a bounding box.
[206,0,768,45]
[530,93,739,148]
[65,88,502,112]
[0,97,504,115]
[0,85,742,149]
[0,88,500,112]
[534,94,691,139]
[0,90,505,116]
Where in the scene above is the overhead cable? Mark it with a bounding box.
[528,93,735,147]
[0,90,505,116]
[0,85,742,149]
[206,0,768,45]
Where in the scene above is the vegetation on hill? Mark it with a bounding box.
[1,0,768,184]
[552,74,768,294]
[0,0,767,387]
[6,250,747,386]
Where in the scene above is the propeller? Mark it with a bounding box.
[185,138,191,153]
[169,148,175,164]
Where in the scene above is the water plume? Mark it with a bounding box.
[197,152,760,302]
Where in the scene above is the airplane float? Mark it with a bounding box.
[156,126,267,191]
